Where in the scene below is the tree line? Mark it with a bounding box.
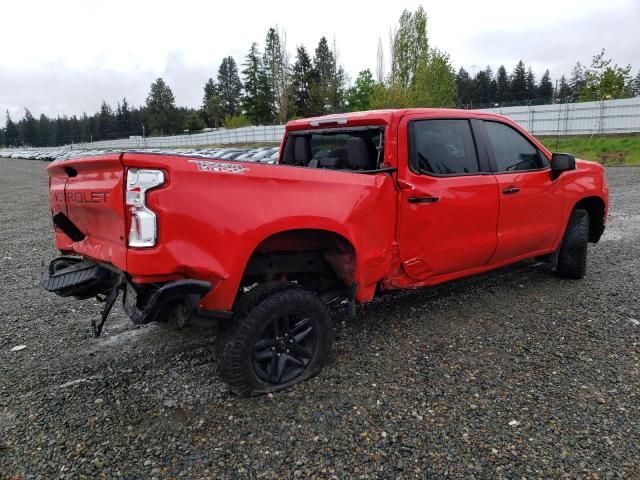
[456,49,639,108]
[2,6,640,147]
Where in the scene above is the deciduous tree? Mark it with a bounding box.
[409,48,457,107]
[346,69,376,111]
[578,49,632,101]
[390,6,429,90]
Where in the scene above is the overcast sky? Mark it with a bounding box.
[1,0,639,123]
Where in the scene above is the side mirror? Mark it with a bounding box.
[551,153,576,179]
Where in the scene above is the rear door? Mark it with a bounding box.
[479,120,564,263]
[48,154,128,269]
[397,115,499,280]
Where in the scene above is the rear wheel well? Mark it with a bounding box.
[573,197,605,243]
[240,229,356,296]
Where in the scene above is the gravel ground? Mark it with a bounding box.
[0,158,638,479]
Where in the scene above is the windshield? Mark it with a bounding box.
[281,128,384,171]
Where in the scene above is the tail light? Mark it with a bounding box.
[126,169,165,247]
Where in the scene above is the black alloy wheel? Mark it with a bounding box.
[252,311,317,385]
[217,286,332,396]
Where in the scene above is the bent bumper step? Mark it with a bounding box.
[41,258,122,299]
[42,257,212,331]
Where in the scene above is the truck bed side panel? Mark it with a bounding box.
[121,153,397,311]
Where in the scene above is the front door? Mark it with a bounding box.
[480,120,565,264]
[397,116,499,280]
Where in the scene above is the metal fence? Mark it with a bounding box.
[69,125,285,150]
[482,97,640,136]
[13,97,640,153]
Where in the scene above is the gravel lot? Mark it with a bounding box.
[0,158,638,479]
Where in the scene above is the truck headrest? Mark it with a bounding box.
[346,137,371,170]
[294,136,312,165]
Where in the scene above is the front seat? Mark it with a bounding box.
[346,137,371,170]
[294,136,312,166]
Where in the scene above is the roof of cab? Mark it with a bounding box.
[285,108,505,131]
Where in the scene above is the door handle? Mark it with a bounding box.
[408,196,439,204]
[502,186,520,195]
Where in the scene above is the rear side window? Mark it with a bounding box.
[484,121,543,172]
[410,119,479,175]
[282,128,383,171]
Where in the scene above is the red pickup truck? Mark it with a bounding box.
[42,109,608,395]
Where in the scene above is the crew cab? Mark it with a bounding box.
[42,109,609,395]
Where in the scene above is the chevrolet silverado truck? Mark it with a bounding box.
[42,109,609,395]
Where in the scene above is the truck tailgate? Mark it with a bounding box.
[47,154,128,270]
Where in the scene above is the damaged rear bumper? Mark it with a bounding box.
[42,257,212,330]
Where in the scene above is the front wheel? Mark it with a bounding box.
[217,287,332,396]
[556,208,589,279]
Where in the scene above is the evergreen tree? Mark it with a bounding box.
[54,116,68,146]
[538,70,553,103]
[79,113,90,142]
[202,78,223,128]
[511,61,528,101]
[569,62,586,102]
[145,78,178,135]
[525,66,537,100]
[329,63,347,113]
[242,44,273,124]
[256,64,275,123]
[345,69,376,111]
[486,66,497,104]
[37,114,51,146]
[290,45,314,118]
[117,98,131,137]
[21,109,37,146]
[633,71,640,97]
[496,65,510,103]
[263,27,290,122]
[217,56,243,118]
[556,75,571,103]
[5,111,19,146]
[97,101,113,139]
[455,67,473,105]
[474,68,492,105]
[184,111,205,132]
[311,36,336,115]
[68,115,81,144]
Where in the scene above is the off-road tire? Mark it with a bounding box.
[557,208,589,279]
[217,286,333,396]
[215,282,297,370]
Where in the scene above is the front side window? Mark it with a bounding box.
[410,119,479,175]
[484,121,543,172]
